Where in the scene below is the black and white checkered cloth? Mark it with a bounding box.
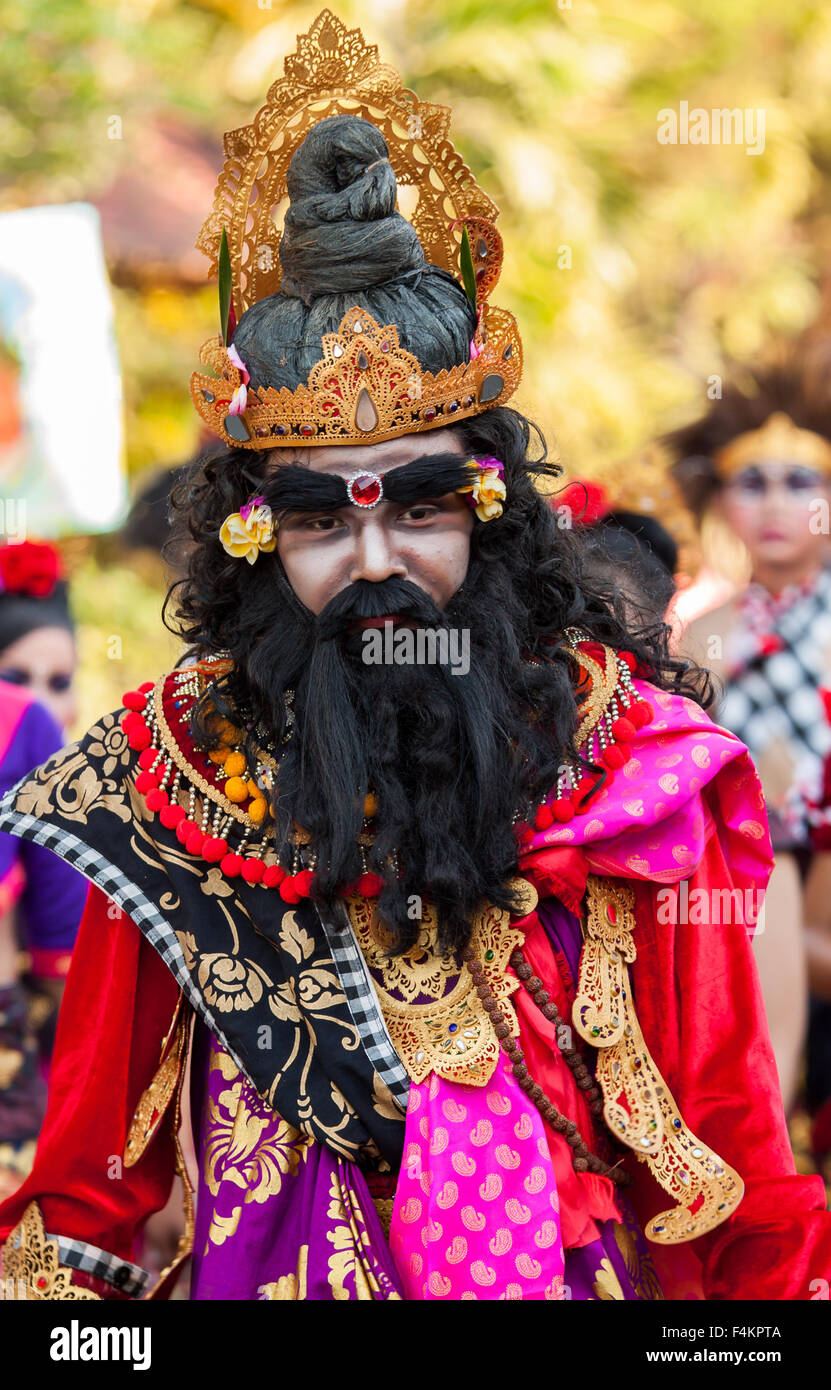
[50,1232,149,1298]
[0,789,249,1084]
[0,783,411,1117]
[315,900,410,1113]
[720,570,831,803]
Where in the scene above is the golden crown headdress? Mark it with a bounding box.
[713,411,831,478]
[190,9,522,449]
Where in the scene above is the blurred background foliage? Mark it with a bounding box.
[2,0,831,724]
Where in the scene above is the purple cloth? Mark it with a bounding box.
[188,1018,663,1300]
[189,1023,404,1300]
[564,1212,664,1299]
[0,693,86,955]
[536,893,583,984]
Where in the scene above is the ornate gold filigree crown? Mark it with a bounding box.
[190,9,522,449]
[713,411,831,478]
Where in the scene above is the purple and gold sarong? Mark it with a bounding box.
[189,1024,662,1300]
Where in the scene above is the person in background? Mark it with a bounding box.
[555,479,679,627]
[667,365,831,1116]
[0,539,78,732]
[0,540,86,1197]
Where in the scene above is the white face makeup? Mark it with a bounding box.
[271,429,475,616]
[0,626,78,731]
[721,462,831,572]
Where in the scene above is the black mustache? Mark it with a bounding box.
[314,577,446,641]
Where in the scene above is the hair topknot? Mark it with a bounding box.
[280,115,421,299]
[231,114,477,392]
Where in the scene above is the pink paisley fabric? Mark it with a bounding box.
[389,1051,566,1300]
[522,679,772,926]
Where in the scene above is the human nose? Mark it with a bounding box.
[348,516,408,585]
[764,479,808,508]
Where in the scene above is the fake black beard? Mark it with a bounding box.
[226,572,573,954]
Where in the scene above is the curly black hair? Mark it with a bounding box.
[163,406,709,952]
[166,407,702,695]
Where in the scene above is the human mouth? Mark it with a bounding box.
[351,613,416,631]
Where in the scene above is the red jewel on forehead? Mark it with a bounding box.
[346,471,383,508]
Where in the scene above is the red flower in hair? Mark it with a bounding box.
[0,541,62,598]
[555,480,611,527]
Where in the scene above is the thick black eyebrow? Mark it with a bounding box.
[259,453,476,513]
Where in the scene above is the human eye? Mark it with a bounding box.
[732,469,765,495]
[399,502,441,522]
[302,514,343,533]
[785,468,822,493]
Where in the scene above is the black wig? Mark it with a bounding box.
[164,114,708,951]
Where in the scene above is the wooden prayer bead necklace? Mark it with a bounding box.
[462,945,631,1188]
[508,947,605,1116]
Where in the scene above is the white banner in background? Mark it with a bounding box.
[0,202,125,536]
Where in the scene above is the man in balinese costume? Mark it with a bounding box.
[0,13,828,1303]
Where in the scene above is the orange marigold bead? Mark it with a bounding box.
[207,747,229,765]
[224,751,247,778]
[363,792,379,818]
[210,716,239,744]
[248,797,268,825]
[224,776,248,803]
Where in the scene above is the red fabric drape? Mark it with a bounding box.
[630,830,831,1300]
[0,884,180,1274]
[521,814,831,1299]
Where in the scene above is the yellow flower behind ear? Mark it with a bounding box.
[219,502,278,564]
[458,463,507,522]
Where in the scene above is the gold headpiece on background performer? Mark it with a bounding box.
[190,9,522,449]
[714,411,831,479]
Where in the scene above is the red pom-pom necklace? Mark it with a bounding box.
[121,675,389,899]
[519,634,654,836]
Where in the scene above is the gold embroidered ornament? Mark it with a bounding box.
[1,1203,99,1300]
[193,308,521,451]
[347,882,534,1087]
[124,997,190,1167]
[189,10,522,450]
[574,876,744,1244]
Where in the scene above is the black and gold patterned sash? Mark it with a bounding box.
[0,712,407,1167]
